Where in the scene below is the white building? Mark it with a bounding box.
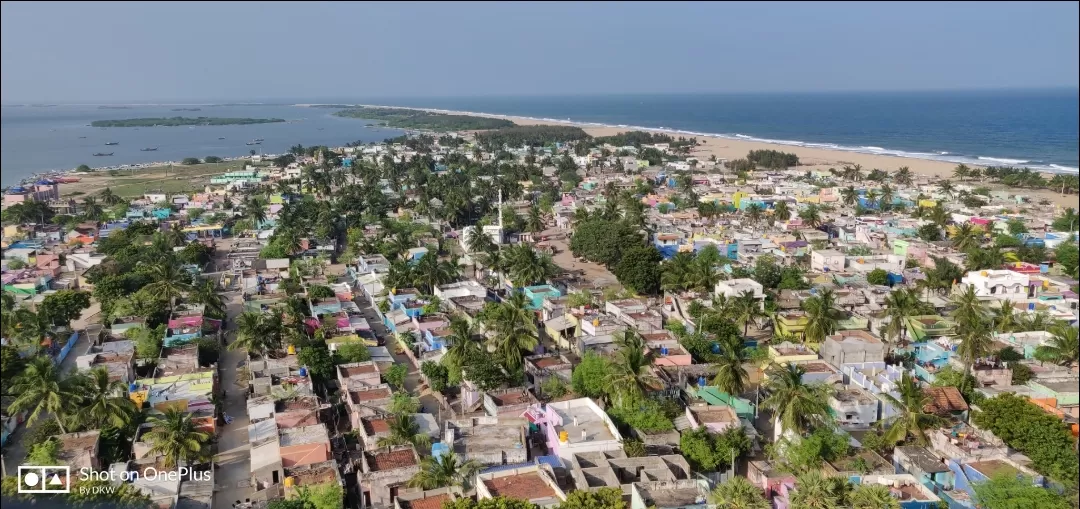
[811,249,846,273]
[961,270,1030,298]
[715,278,765,309]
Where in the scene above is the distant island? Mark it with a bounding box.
[171,107,202,112]
[333,107,513,131]
[308,104,356,109]
[98,105,133,109]
[90,116,286,127]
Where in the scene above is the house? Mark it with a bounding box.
[475,464,567,508]
[767,342,818,365]
[685,405,740,434]
[337,361,381,388]
[828,387,879,427]
[961,269,1031,298]
[528,398,623,463]
[394,488,459,509]
[922,387,970,419]
[283,459,343,501]
[856,475,941,509]
[359,446,422,508]
[820,330,885,367]
[944,457,1043,508]
[715,278,765,308]
[445,417,529,466]
[893,446,953,492]
[54,430,102,471]
[630,479,711,509]
[811,249,846,272]
[568,450,692,495]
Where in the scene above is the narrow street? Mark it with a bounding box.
[211,277,254,506]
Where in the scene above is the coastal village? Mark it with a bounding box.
[2,120,1079,509]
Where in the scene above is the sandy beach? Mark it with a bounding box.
[372,105,1076,209]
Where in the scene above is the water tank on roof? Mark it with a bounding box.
[299,367,308,377]
[659,346,668,356]
[284,477,294,488]
[711,343,721,354]
[129,383,138,393]
[698,376,707,388]
[287,345,296,355]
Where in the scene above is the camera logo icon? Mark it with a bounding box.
[17,465,71,494]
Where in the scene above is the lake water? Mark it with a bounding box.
[0,104,403,185]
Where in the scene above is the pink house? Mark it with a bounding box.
[646,340,692,367]
[525,398,623,463]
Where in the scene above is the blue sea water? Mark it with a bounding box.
[370,89,1079,174]
[2,89,1077,186]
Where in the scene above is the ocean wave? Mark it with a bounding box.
[389,105,1079,175]
[977,156,1030,165]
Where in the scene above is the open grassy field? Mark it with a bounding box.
[60,160,251,199]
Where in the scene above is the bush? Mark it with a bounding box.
[540,377,570,399]
[306,285,335,300]
[974,393,1078,484]
[335,342,371,363]
[181,157,201,165]
[866,268,890,286]
[383,364,408,389]
[203,156,223,163]
[681,426,752,471]
[420,361,449,393]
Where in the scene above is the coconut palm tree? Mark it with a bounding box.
[231,312,283,357]
[606,330,660,406]
[950,223,980,251]
[407,452,483,490]
[790,471,849,509]
[525,204,544,233]
[881,288,927,350]
[865,189,880,210]
[661,252,695,292]
[1034,323,1079,366]
[483,292,538,371]
[948,285,986,331]
[442,317,483,377]
[414,252,459,294]
[879,184,895,211]
[708,476,770,509]
[880,373,944,446]
[956,319,994,378]
[243,196,267,228]
[188,279,227,320]
[849,484,900,509]
[144,406,210,468]
[81,196,105,221]
[841,186,859,207]
[760,363,833,438]
[144,260,193,313]
[9,356,83,433]
[746,204,764,224]
[376,414,431,449]
[99,187,123,206]
[991,299,1019,333]
[688,259,721,293]
[464,226,496,254]
[894,167,914,186]
[937,180,955,199]
[733,291,763,336]
[506,244,558,288]
[798,205,823,228]
[74,367,137,429]
[801,289,843,343]
[773,200,791,221]
[953,164,971,182]
[712,333,750,398]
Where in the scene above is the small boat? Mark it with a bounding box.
[78,136,87,139]
[104,142,119,146]
[253,138,264,142]
[93,152,114,156]
[140,147,158,151]
[218,137,226,140]
[246,142,256,146]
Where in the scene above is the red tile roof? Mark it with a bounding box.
[923,387,970,414]
[483,472,555,501]
[368,449,417,471]
[402,494,451,509]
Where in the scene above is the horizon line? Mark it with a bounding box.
[3,85,1078,107]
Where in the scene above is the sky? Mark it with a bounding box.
[1,1,1078,103]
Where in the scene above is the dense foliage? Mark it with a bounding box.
[973,393,1078,485]
[334,107,514,131]
[90,116,284,127]
[476,125,589,148]
[747,149,799,169]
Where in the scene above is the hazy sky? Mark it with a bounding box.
[2,1,1077,103]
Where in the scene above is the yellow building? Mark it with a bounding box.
[774,312,810,336]
[767,342,819,365]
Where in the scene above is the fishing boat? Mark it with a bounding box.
[253,138,264,142]
[140,147,158,152]
[218,137,226,140]
[78,136,87,139]
[93,152,114,156]
[104,142,119,146]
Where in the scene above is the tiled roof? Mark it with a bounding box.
[923,387,970,414]
[483,472,555,501]
[402,494,451,509]
[362,417,391,435]
[350,387,391,403]
[368,449,417,471]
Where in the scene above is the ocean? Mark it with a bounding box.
[374,89,1078,175]
[0,104,404,186]
[2,89,1077,186]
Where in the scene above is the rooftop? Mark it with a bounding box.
[400,494,452,509]
[278,424,329,447]
[366,448,418,472]
[923,387,970,414]
[551,399,617,444]
[349,386,392,403]
[826,330,882,344]
[483,472,555,501]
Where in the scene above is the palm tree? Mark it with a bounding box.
[948,285,986,331]
[376,414,431,449]
[144,260,193,313]
[849,484,900,509]
[1035,323,1079,366]
[144,407,210,468]
[661,252,695,292]
[231,312,283,357]
[9,356,83,433]
[953,164,971,182]
[950,223,980,251]
[801,289,842,343]
[243,196,267,228]
[790,471,849,509]
[442,317,482,377]
[189,279,226,319]
[773,200,791,221]
[746,204,764,224]
[688,260,721,293]
[881,288,926,350]
[956,320,993,378]
[506,244,558,288]
[712,333,750,398]
[841,186,859,207]
[761,363,833,439]
[880,373,944,446]
[708,476,770,509]
[414,252,459,294]
[75,367,137,429]
[937,180,955,198]
[865,189,880,210]
[81,196,105,221]
[99,187,123,206]
[407,452,483,490]
[991,299,1018,333]
[733,291,763,336]
[525,204,544,233]
[798,205,823,228]
[606,330,660,406]
[879,184,895,210]
[483,292,538,371]
[894,167,914,186]
[464,226,496,254]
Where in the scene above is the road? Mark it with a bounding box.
[211,291,253,508]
